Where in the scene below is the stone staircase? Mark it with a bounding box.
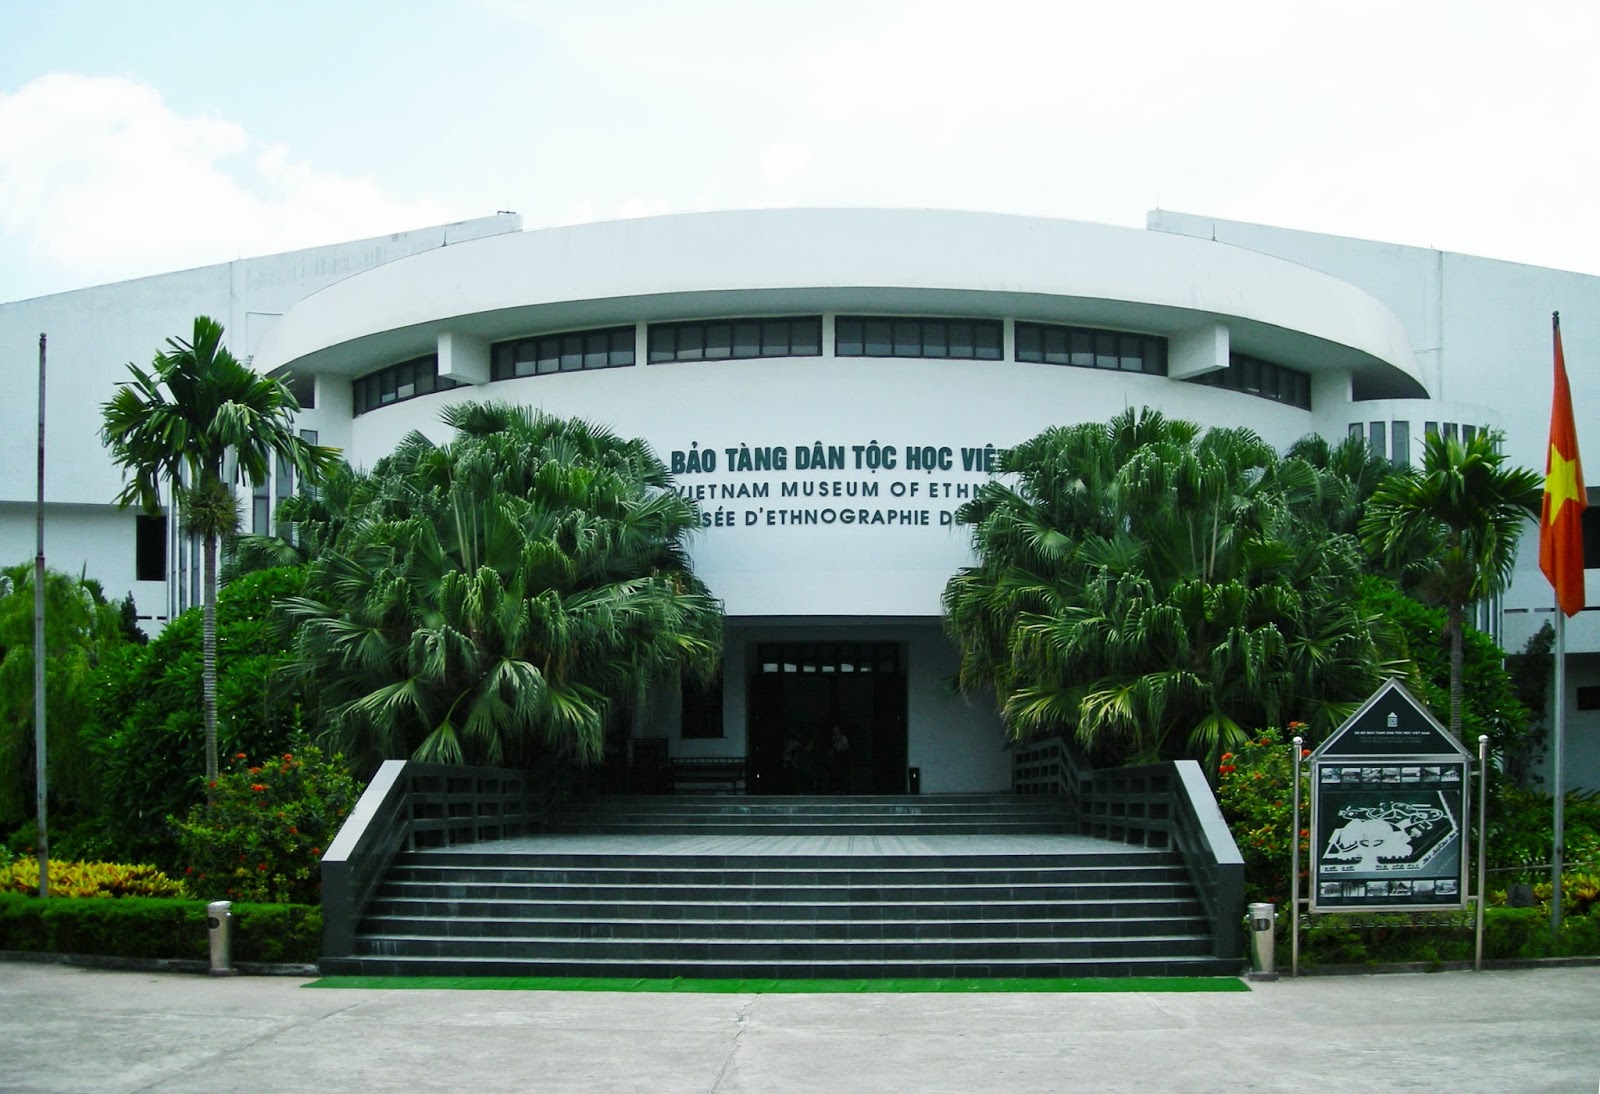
[321,795,1238,979]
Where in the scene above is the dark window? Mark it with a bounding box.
[286,374,315,410]
[1184,352,1312,410]
[835,316,1002,361]
[135,514,167,582]
[1015,322,1168,376]
[680,671,724,739]
[352,355,463,416]
[1577,685,1600,711]
[1391,420,1410,468]
[491,326,635,380]
[1583,496,1600,569]
[646,317,822,364]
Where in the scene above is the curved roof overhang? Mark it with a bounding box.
[253,208,1428,400]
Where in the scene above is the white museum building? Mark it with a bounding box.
[1,208,1595,794]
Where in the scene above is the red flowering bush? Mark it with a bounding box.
[173,741,358,904]
[1216,724,1312,906]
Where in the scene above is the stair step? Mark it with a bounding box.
[358,915,1212,941]
[364,897,1206,922]
[330,793,1229,980]
[352,933,1218,961]
[320,954,1242,979]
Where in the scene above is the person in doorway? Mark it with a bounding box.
[830,724,850,792]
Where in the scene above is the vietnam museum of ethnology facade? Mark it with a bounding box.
[3,207,1597,976]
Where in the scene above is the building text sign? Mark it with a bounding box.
[669,437,999,532]
[1308,681,1473,913]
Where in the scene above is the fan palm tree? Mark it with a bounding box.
[100,316,339,785]
[1359,429,1541,738]
[281,402,723,770]
[945,409,1396,768]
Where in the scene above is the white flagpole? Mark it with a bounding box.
[1551,607,1566,935]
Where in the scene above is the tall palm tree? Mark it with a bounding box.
[281,402,723,770]
[1359,430,1541,738]
[100,316,338,785]
[945,409,1396,769]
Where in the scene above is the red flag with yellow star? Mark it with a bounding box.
[1540,315,1587,616]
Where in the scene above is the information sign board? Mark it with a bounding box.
[1308,681,1473,913]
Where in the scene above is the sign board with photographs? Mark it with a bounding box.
[1308,680,1473,913]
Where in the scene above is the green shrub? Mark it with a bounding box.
[1,860,182,898]
[174,741,357,905]
[1291,905,1599,965]
[0,893,321,963]
[85,566,311,868]
[1216,725,1311,905]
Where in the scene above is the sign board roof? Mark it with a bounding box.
[1310,679,1473,761]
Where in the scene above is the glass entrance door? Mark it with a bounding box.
[747,642,907,794]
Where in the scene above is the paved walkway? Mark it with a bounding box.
[1,962,1594,1092]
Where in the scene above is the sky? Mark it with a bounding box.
[3,0,1599,304]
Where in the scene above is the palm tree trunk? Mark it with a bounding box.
[1448,601,1464,740]
[203,529,219,792]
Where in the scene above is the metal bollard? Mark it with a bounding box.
[207,900,236,977]
[1246,902,1278,981]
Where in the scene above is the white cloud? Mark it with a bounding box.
[761,142,811,188]
[0,73,454,295]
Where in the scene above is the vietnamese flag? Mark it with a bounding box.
[1540,314,1587,616]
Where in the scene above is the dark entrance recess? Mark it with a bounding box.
[747,642,907,795]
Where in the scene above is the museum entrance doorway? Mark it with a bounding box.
[747,642,907,795]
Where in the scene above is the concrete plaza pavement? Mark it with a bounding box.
[1,961,1596,1092]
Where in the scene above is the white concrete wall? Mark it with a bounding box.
[342,350,1327,619]
[0,214,520,626]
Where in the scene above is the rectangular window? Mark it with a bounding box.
[864,319,892,356]
[252,477,270,534]
[353,355,459,415]
[836,316,1002,361]
[645,318,821,364]
[893,320,921,357]
[704,323,732,359]
[584,331,609,370]
[1369,421,1387,461]
[1349,423,1364,440]
[761,320,789,356]
[733,321,761,358]
[1095,332,1118,370]
[835,317,863,356]
[680,671,725,739]
[287,374,315,410]
[1390,420,1410,468]
[790,318,821,356]
[1577,685,1600,711]
[1185,352,1311,410]
[135,514,167,582]
[298,430,318,498]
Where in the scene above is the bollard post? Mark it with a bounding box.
[207,900,236,977]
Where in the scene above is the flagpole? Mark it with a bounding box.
[1551,602,1565,934]
[1548,310,1568,936]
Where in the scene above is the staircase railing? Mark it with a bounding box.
[1013,737,1245,961]
[321,762,554,960]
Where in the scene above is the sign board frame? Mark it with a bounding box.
[1307,680,1473,914]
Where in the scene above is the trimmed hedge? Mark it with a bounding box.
[1296,905,1600,967]
[0,894,321,964]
